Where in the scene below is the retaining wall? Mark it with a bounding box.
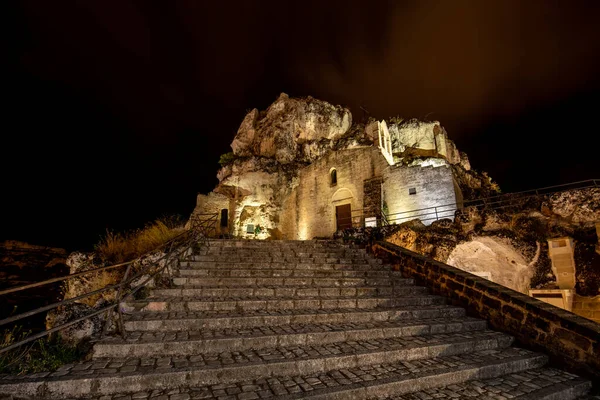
[370,240,600,390]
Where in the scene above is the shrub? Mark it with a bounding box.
[218,152,237,166]
[0,325,82,375]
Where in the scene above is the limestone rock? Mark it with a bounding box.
[447,236,534,293]
[66,251,101,274]
[230,93,352,163]
[544,187,600,226]
[45,301,106,346]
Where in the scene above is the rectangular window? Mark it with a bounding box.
[246,224,254,233]
[409,188,417,195]
[220,209,228,227]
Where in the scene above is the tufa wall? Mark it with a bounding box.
[573,294,600,324]
[382,161,460,224]
[280,147,388,240]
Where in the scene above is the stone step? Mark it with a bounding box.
[372,367,592,400]
[177,268,407,279]
[150,285,427,298]
[92,316,489,358]
[181,260,389,271]
[197,250,369,258]
[0,333,528,398]
[172,276,406,287]
[186,256,383,265]
[122,305,468,331]
[122,294,446,313]
[88,364,587,400]
[203,239,360,249]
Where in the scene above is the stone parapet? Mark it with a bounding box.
[370,240,600,391]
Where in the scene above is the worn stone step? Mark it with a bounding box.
[169,276,419,289]
[94,363,587,400]
[122,294,446,313]
[0,332,525,398]
[371,367,592,400]
[176,268,406,279]
[122,305,468,331]
[153,286,426,298]
[203,239,361,249]
[187,256,383,265]
[196,250,369,258]
[181,260,388,271]
[92,316,489,358]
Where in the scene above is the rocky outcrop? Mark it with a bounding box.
[345,188,600,299]
[543,187,600,226]
[231,93,352,164]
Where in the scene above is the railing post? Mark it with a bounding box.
[101,263,132,338]
[435,207,439,221]
[114,263,133,339]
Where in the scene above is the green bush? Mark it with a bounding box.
[218,152,237,166]
[1,325,82,374]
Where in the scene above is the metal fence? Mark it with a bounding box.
[342,179,599,229]
[0,213,218,355]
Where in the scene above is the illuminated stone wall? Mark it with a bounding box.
[190,192,229,235]
[572,294,600,323]
[281,147,387,239]
[382,161,459,225]
[279,147,462,239]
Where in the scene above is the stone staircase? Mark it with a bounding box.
[0,239,595,399]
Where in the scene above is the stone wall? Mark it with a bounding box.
[281,147,387,239]
[363,177,383,225]
[370,241,600,388]
[573,294,600,324]
[382,161,458,225]
[190,192,229,236]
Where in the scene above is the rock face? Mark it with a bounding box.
[446,236,535,293]
[192,93,494,240]
[231,93,352,163]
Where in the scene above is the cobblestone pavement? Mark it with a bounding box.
[375,368,584,399]
[0,331,509,382]
[98,317,485,343]
[175,268,406,278]
[122,304,464,321]
[59,348,548,400]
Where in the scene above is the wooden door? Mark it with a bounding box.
[336,204,352,231]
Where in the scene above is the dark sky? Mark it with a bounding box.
[2,0,600,252]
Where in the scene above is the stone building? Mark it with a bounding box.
[190,93,477,240]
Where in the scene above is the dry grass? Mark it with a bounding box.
[95,216,185,264]
[63,216,185,306]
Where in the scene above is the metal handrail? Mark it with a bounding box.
[0,212,219,355]
[335,179,598,229]
[384,178,599,226]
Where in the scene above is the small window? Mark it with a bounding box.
[220,209,228,227]
[330,169,337,186]
[246,224,254,233]
[552,240,567,248]
[409,188,417,195]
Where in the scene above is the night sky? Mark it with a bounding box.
[2,1,600,252]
